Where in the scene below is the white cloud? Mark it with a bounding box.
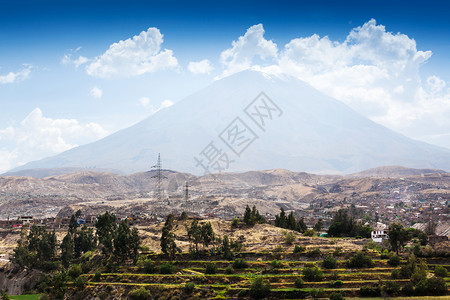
[188,59,213,74]
[0,65,32,84]
[218,24,278,78]
[86,27,178,79]
[138,97,151,108]
[215,20,450,149]
[61,47,89,67]
[90,86,103,99]
[0,108,109,173]
[137,97,174,113]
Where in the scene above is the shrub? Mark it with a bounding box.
[303,229,316,237]
[1,291,9,300]
[160,262,175,274]
[330,271,339,281]
[294,278,304,288]
[346,252,373,268]
[184,282,195,294]
[225,266,233,274]
[330,280,343,288]
[388,254,401,266]
[143,259,156,273]
[329,292,343,300]
[302,266,323,282]
[205,262,218,274]
[233,258,248,269]
[39,294,49,300]
[333,247,342,256]
[411,269,427,284]
[284,231,296,244]
[68,264,82,279]
[426,276,447,295]
[322,254,337,269]
[306,248,322,258]
[359,286,381,297]
[415,279,429,295]
[391,268,401,279]
[401,282,415,296]
[383,281,400,296]
[271,260,283,268]
[434,265,448,277]
[249,277,271,299]
[73,276,87,290]
[129,287,151,300]
[93,271,101,281]
[293,245,305,253]
[273,245,284,253]
[380,249,391,259]
[309,288,325,298]
[400,265,412,278]
[231,218,239,227]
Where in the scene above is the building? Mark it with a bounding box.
[371,230,388,243]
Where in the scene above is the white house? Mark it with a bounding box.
[371,230,388,243]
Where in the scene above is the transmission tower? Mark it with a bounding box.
[151,153,166,202]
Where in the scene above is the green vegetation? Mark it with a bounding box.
[274,208,307,233]
[434,265,448,277]
[232,258,248,269]
[7,207,449,299]
[293,245,305,253]
[205,262,218,274]
[327,209,373,238]
[129,287,151,300]
[302,265,324,281]
[243,205,266,226]
[322,254,337,269]
[249,277,271,299]
[346,251,373,268]
[283,231,296,244]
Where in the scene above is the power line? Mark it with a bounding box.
[151,153,167,202]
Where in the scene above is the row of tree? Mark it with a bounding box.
[327,209,373,238]
[13,211,141,270]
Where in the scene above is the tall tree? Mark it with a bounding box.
[95,212,117,255]
[187,219,202,254]
[388,222,410,254]
[244,205,252,225]
[114,220,131,262]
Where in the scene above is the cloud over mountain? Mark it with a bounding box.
[86,27,178,79]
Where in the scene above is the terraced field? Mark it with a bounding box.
[71,252,450,299]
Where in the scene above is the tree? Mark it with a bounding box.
[313,219,323,232]
[201,222,215,249]
[114,220,131,262]
[12,225,57,268]
[297,218,307,233]
[287,212,296,230]
[95,212,117,255]
[187,219,202,255]
[244,205,252,225]
[249,277,271,299]
[68,215,78,235]
[74,225,96,258]
[275,208,287,228]
[60,233,74,268]
[388,223,410,254]
[160,214,180,260]
[322,254,337,269]
[130,227,141,264]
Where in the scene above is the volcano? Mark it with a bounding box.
[9,70,450,175]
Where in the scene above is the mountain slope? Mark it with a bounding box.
[9,70,450,174]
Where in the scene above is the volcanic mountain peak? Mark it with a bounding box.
[8,70,450,175]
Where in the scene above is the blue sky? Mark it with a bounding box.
[1,0,450,172]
